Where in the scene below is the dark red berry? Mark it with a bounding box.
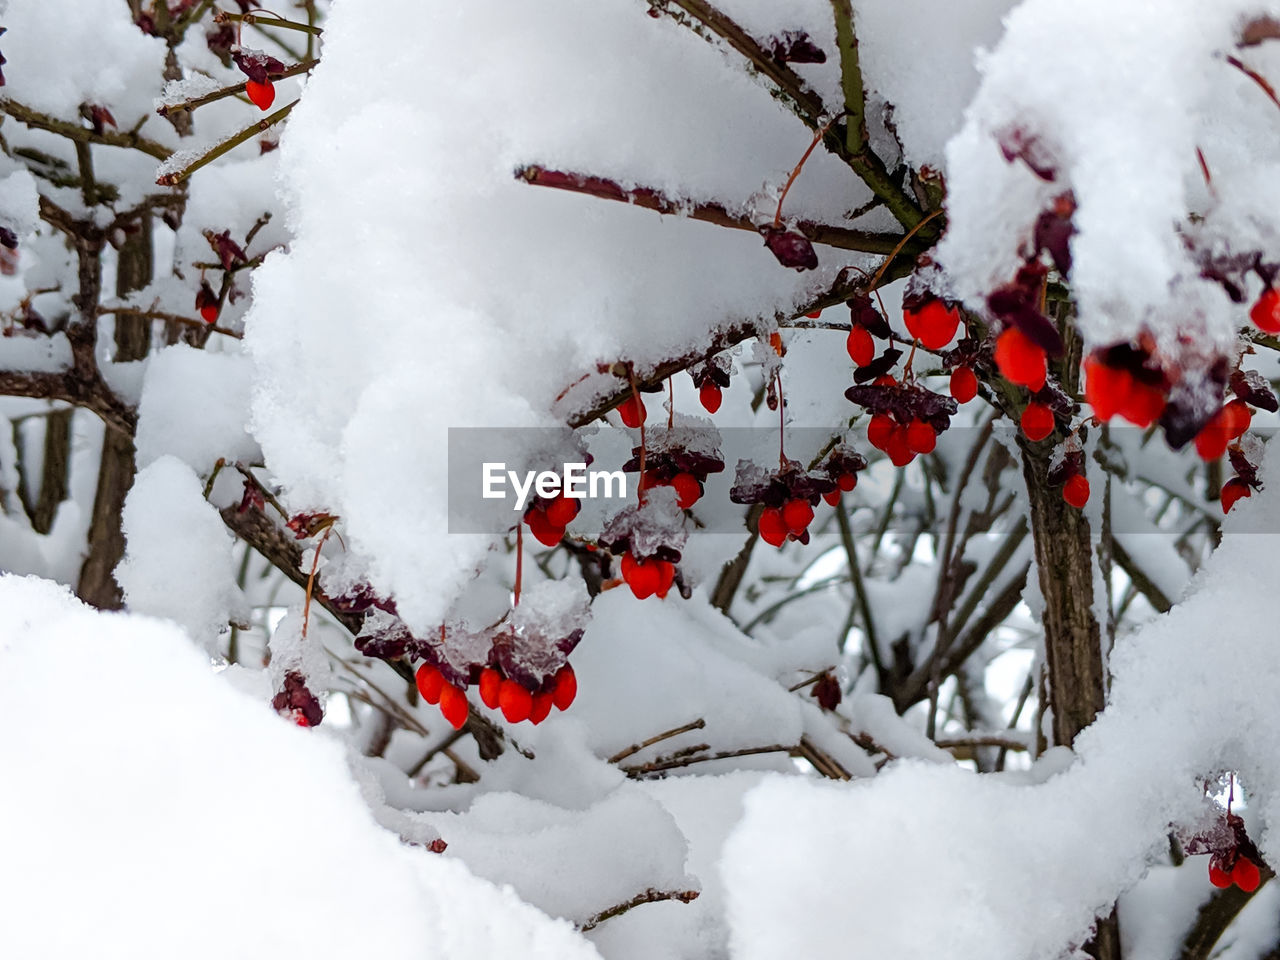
[781,498,814,534]
[759,506,789,547]
[846,325,874,366]
[525,509,564,548]
[1221,478,1252,514]
[544,494,579,528]
[867,413,895,451]
[837,472,857,492]
[1063,474,1090,509]
[1209,860,1232,889]
[700,380,722,414]
[1250,287,1280,334]
[1232,857,1261,892]
[618,394,646,428]
[950,366,978,403]
[822,489,841,507]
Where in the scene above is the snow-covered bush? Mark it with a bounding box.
[4,1,1280,958]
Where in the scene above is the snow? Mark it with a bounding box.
[0,574,603,960]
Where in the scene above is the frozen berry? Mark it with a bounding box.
[478,667,502,710]
[904,299,961,351]
[1063,474,1090,509]
[416,664,445,706]
[439,684,468,730]
[1250,287,1280,334]
[245,78,275,111]
[846,325,874,367]
[552,664,577,711]
[1221,477,1252,514]
[1232,857,1261,892]
[1020,402,1054,441]
[950,366,978,404]
[995,328,1047,390]
[1209,860,1233,889]
[498,679,533,723]
[782,498,814,534]
[529,690,555,725]
[544,494,580,528]
[618,394,646,428]
[671,472,702,509]
[700,380,723,414]
[906,419,937,454]
[759,506,789,547]
[867,413,895,452]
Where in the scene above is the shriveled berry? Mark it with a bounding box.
[782,498,814,534]
[671,472,702,509]
[846,325,874,367]
[904,299,961,351]
[1020,402,1054,441]
[618,394,646,428]
[525,509,565,548]
[995,328,1047,390]
[1063,474,1090,509]
[478,667,502,710]
[439,684,469,730]
[700,380,723,414]
[1208,860,1233,889]
[416,663,445,705]
[950,366,978,404]
[1221,477,1252,514]
[529,690,555,725]
[867,413,895,451]
[498,679,533,723]
[905,418,937,454]
[1250,287,1280,334]
[552,664,577,711]
[759,506,789,547]
[1232,857,1261,892]
[544,494,580,528]
[245,78,275,111]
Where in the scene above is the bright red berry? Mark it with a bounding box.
[620,552,661,599]
[1232,857,1261,892]
[1221,478,1252,514]
[1223,399,1252,439]
[699,380,722,414]
[905,418,937,454]
[1250,287,1280,334]
[1209,860,1233,889]
[478,668,502,710]
[1062,474,1090,509]
[498,680,533,723]
[200,304,219,324]
[837,472,857,492]
[995,328,1047,390]
[544,494,579,528]
[1083,356,1131,421]
[439,684,468,730]
[822,489,841,507]
[1020,402,1054,441]
[759,506,789,547]
[245,78,275,111]
[846,325,874,367]
[782,498,814,534]
[1194,418,1231,461]
[805,309,822,319]
[904,299,961,351]
[552,665,577,711]
[770,332,785,356]
[867,413,895,451]
[654,559,676,599]
[416,664,445,705]
[950,366,978,404]
[1120,381,1166,428]
[886,425,916,467]
[529,690,555,725]
[618,394,646,428]
[525,508,565,548]
[671,472,702,509]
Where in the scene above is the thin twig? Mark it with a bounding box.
[578,888,700,932]
[608,718,707,764]
[156,99,298,185]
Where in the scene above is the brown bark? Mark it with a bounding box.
[14,408,72,534]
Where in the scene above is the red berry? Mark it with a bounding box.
[873,375,897,387]
[905,418,937,454]
[478,668,502,710]
[544,494,579,528]
[1232,857,1261,892]
[1062,474,1090,509]
[439,684,468,730]
[525,508,565,548]
[529,690,555,725]
[618,394,646,428]
[1250,287,1280,334]
[886,425,916,467]
[846,325,875,367]
[759,506,789,547]
[837,472,857,492]
[950,366,978,404]
[552,665,577,711]
[781,498,814,534]
[995,328,1047,390]
[805,309,822,319]
[904,299,961,351]
[1209,860,1233,889]
[245,79,275,111]
[498,679,533,723]
[1194,417,1230,461]
[1223,399,1252,440]
[770,332,785,356]
[1222,477,1252,514]
[671,472,702,509]
[416,664,445,705]
[822,489,841,507]
[1119,381,1166,428]
[867,413,895,451]
[1083,356,1131,421]
[200,304,219,324]
[620,552,661,599]
[699,380,722,414]
[1020,402,1054,441]
[655,559,676,599]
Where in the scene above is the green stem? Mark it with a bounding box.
[213,9,324,35]
[156,99,298,186]
[158,59,319,117]
[830,0,866,156]
[0,99,171,160]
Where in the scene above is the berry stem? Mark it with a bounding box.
[628,366,648,504]
[773,115,841,228]
[158,58,319,117]
[213,9,326,35]
[300,522,335,640]
[156,99,299,186]
[776,369,788,468]
[868,208,944,290]
[668,377,675,429]
[514,522,523,606]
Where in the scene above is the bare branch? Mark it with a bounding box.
[578,887,700,932]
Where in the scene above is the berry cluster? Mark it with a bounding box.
[416,661,579,729]
[845,380,958,469]
[524,492,581,547]
[730,459,836,547]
